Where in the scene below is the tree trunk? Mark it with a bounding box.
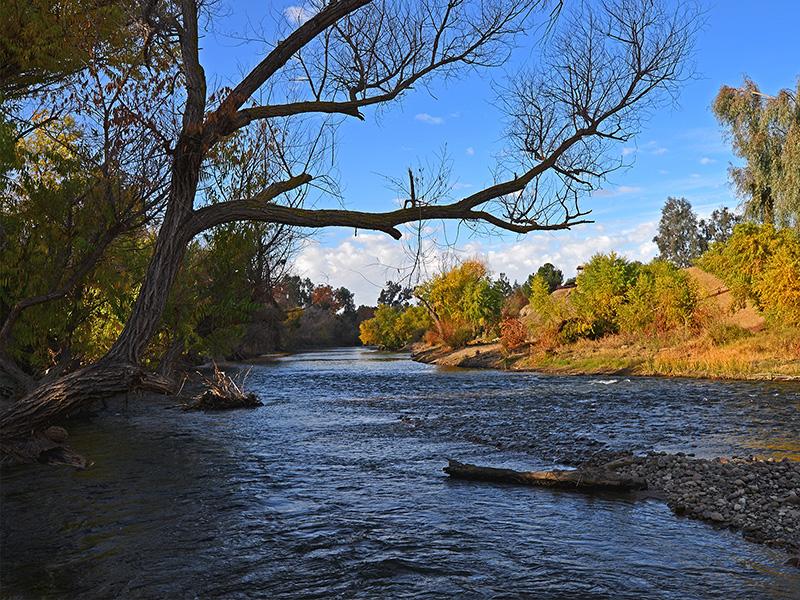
[0,361,140,439]
[443,459,647,491]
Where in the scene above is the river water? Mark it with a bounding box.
[2,348,799,599]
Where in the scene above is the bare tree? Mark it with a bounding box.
[0,0,697,453]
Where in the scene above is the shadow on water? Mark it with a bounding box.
[2,347,799,598]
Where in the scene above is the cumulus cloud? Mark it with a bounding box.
[699,157,716,165]
[415,113,444,125]
[465,146,475,156]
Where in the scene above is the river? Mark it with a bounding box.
[2,348,799,598]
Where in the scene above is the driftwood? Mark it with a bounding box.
[443,459,647,491]
[182,363,262,411]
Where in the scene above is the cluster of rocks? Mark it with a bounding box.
[587,451,800,562]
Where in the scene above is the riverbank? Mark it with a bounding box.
[582,451,800,563]
[411,327,800,381]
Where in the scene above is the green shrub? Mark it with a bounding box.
[358,304,431,350]
[706,322,752,346]
[570,253,640,337]
[618,259,699,334]
[698,223,800,326]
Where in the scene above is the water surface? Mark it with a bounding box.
[2,348,799,598]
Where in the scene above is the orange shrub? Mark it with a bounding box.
[500,317,528,351]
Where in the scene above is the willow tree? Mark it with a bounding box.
[0,0,697,452]
[713,78,800,226]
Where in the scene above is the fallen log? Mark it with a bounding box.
[443,459,647,491]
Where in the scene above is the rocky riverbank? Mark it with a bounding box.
[584,451,800,563]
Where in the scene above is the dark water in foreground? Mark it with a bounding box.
[2,348,800,599]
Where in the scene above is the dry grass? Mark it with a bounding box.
[513,327,800,380]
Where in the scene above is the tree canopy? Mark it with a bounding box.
[653,197,704,268]
[713,78,800,226]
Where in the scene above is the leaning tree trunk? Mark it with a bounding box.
[0,148,201,445]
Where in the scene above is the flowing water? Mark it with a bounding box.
[2,348,799,599]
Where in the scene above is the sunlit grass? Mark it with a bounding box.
[514,327,800,380]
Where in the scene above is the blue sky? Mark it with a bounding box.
[201,1,800,304]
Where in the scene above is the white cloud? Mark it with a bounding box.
[452,182,473,190]
[622,147,636,156]
[699,157,716,165]
[283,4,317,24]
[415,113,444,125]
[465,146,475,156]
[651,147,668,156]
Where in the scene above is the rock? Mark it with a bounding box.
[709,511,726,523]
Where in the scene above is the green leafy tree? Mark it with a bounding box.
[492,273,513,298]
[377,281,412,308]
[0,0,131,97]
[699,207,741,245]
[653,197,704,267]
[415,260,503,345]
[617,259,699,333]
[713,78,800,225]
[535,263,563,293]
[358,304,430,350]
[571,253,640,337]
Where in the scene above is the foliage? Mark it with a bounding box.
[275,275,313,308]
[617,260,699,334]
[359,304,430,350]
[653,197,705,267]
[500,317,528,351]
[713,78,800,225]
[570,253,640,337]
[0,116,141,371]
[535,263,564,293]
[755,238,800,326]
[699,207,741,245]
[0,0,131,96]
[706,323,752,347]
[526,253,701,345]
[528,274,566,327]
[698,223,800,327]
[492,273,514,298]
[414,260,505,345]
[377,281,413,308]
